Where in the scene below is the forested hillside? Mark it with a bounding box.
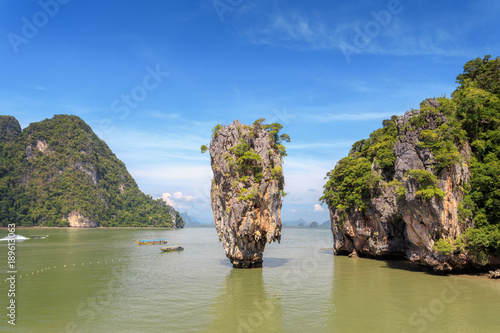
[0,115,183,228]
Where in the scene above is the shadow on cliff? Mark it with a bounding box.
[219,257,290,269]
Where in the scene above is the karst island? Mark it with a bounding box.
[202,119,289,268]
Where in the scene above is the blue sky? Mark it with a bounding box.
[1,0,499,223]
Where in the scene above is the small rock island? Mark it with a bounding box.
[203,119,289,268]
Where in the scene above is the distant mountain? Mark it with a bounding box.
[180,212,212,227]
[0,114,184,228]
[282,218,307,226]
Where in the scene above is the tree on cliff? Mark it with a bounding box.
[321,55,500,266]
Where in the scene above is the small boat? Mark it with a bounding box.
[160,245,184,252]
[30,235,49,239]
[136,239,168,245]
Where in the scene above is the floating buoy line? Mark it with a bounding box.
[3,254,162,283]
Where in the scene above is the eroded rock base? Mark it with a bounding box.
[232,260,263,269]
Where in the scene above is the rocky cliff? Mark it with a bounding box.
[328,104,474,271]
[323,56,500,273]
[0,114,184,228]
[208,120,286,268]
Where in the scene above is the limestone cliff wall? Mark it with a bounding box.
[330,107,478,272]
[64,211,98,228]
[209,120,283,268]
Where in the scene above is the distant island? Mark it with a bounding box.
[0,115,183,228]
[321,55,500,273]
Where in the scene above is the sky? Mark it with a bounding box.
[1,0,499,224]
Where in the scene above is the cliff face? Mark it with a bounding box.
[209,120,284,268]
[0,114,183,228]
[324,56,500,273]
[328,104,476,272]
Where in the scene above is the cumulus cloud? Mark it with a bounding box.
[313,204,325,212]
[173,191,194,201]
[162,191,195,209]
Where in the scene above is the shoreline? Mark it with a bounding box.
[0,226,179,230]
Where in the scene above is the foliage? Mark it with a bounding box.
[452,56,500,256]
[321,117,397,213]
[320,156,380,213]
[237,187,258,201]
[461,226,500,263]
[432,238,455,256]
[200,144,208,154]
[349,116,398,176]
[229,139,263,182]
[212,124,223,138]
[262,122,290,158]
[406,169,445,199]
[271,166,283,180]
[455,55,500,96]
[0,115,183,228]
[386,179,406,199]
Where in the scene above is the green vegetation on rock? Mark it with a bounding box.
[432,238,455,256]
[322,55,500,260]
[320,116,397,214]
[406,169,445,199]
[202,119,289,200]
[0,114,184,228]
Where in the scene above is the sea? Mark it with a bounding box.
[1,227,499,332]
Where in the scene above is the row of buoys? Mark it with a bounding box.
[3,255,161,283]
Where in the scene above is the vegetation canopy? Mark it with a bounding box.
[321,55,500,259]
[0,115,184,228]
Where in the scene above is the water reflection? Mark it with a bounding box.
[207,268,284,332]
[218,257,290,269]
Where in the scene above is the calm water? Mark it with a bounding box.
[1,227,499,332]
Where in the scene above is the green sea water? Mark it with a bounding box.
[1,227,499,332]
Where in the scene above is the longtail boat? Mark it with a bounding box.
[160,245,184,252]
[30,235,49,239]
[136,239,168,245]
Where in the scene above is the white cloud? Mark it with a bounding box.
[313,204,325,212]
[161,193,175,207]
[162,191,198,210]
[242,7,494,59]
[173,191,194,201]
[244,13,348,50]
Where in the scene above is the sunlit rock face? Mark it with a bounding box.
[209,120,284,268]
[329,103,480,273]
